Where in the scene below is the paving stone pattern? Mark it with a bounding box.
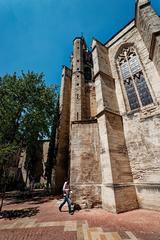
[0,219,138,240]
[0,197,160,240]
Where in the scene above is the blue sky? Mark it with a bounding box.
[0,0,160,86]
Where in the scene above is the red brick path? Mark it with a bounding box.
[0,195,160,240]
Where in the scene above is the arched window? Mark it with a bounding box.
[117,45,153,111]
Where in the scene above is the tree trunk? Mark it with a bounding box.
[0,184,6,212]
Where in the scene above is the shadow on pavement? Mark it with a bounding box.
[0,207,39,219]
[3,191,62,206]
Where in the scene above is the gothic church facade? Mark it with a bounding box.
[54,0,160,213]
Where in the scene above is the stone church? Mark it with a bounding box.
[54,0,160,213]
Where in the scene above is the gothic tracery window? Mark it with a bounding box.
[117,46,153,111]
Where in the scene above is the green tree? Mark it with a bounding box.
[0,71,58,200]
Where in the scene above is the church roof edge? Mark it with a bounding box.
[92,37,105,46]
[104,18,135,46]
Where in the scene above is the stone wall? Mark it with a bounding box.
[136,1,160,76]
[85,83,97,118]
[123,114,160,210]
[107,19,160,211]
[152,34,160,77]
[18,141,49,187]
[70,121,102,208]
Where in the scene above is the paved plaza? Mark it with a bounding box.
[0,194,160,240]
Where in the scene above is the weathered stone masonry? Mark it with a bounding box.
[55,0,160,213]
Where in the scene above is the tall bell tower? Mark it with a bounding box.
[70,37,86,121]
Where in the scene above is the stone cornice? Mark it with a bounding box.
[96,108,120,119]
[91,37,105,53]
[71,119,97,124]
[93,71,114,82]
[104,182,160,189]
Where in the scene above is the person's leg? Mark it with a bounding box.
[66,196,72,213]
[59,196,67,211]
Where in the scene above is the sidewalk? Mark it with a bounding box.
[0,195,160,240]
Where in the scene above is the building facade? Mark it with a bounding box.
[55,0,160,213]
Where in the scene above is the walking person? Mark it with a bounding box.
[59,179,73,215]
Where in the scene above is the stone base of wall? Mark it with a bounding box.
[114,185,139,213]
[135,183,160,211]
[71,183,139,213]
[71,184,102,209]
[101,185,117,213]
[101,184,138,213]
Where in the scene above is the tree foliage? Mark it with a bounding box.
[0,71,58,192]
[0,71,58,146]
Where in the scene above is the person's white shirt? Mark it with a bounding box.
[63,181,70,196]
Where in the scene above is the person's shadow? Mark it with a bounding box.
[72,203,81,214]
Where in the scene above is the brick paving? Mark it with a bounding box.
[0,195,160,240]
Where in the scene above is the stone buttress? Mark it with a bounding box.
[92,39,138,213]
